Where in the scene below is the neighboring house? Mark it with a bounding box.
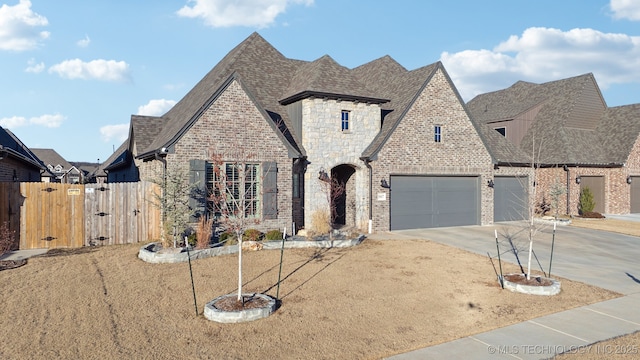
[0,127,45,182]
[108,32,506,233]
[467,73,640,216]
[31,148,83,184]
[70,161,101,184]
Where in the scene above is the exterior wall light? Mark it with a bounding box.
[575,176,581,184]
[380,179,390,188]
[318,169,330,183]
[627,176,633,184]
[487,180,495,188]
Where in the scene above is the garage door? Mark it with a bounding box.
[580,176,604,214]
[390,176,479,230]
[494,176,528,222]
[630,177,640,213]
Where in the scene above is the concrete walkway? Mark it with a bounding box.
[377,221,640,359]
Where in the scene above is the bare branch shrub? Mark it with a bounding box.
[196,216,213,249]
[0,221,15,256]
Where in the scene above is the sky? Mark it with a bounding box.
[1,0,639,163]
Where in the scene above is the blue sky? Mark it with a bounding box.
[1,0,639,163]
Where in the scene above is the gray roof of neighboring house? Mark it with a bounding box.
[598,104,640,164]
[95,140,129,176]
[0,128,45,169]
[134,32,494,163]
[467,73,639,166]
[31,148,74,171]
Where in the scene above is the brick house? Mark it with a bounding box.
[467,74,640,216]
[0,127,45,182]
[108,32,512,233]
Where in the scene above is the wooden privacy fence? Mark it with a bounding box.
[0,182,161,250]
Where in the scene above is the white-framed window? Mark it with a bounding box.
[54,164,63,172]
[434,125,442,143]
[207,163,260,218]
[341,110,350,131]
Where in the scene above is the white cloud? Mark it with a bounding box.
[137,99,176,116]
[610,0,640,21]
[0,0,50,51]
[100,124,129,143]
[177,0,313,28]
[441,27,640,101]
[48,59,131,82]
[25,57,44,73]
[0,113,64,128]
[76,34,90,47]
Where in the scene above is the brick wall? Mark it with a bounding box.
[139,80,293,233]
[0,158,41,182]
[372,68,494,231]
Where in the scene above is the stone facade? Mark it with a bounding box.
[371,69,494,231]
[301,98,381,231]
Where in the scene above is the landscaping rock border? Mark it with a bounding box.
[204,293,276,323]
[502,273,561,296]
[138,235,365,264]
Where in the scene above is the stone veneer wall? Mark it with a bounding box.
[138,80,293,233]
[371,69,494,232]
[301,98,381,231]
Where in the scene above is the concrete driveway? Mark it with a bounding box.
[395,221,640,295]
[387,221,640,359]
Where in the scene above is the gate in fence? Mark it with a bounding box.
[0,182,161,250]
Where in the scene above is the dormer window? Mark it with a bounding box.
[495,127,506,136]
[341,110,350,131]
[47,164,54,171]
[54,164,63,172]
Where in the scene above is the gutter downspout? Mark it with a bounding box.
[563,165,570,215]
[155,150,168,233]
[362,158,373,234]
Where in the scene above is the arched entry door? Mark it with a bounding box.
[331,165,356,227]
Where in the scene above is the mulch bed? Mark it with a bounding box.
[213,295,270,311]
[504,273,553,286]
[0,259,27,271]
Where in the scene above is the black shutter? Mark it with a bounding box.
[262,162,277,220]
[189,159,207,222]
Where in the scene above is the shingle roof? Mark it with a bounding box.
[280,55,388,105]
[467,73,638,166]
[31,148,73,170]
[598,104,640,164]
[138,32,303,159]
[0,128,44,169]
[135,33,494,163]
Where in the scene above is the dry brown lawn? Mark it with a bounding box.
[0,233,623,360]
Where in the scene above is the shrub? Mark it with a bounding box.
[0,221,15,255]
[264,229,283,241]
[310,210,330,235]
[196,217,214,249]
[579,186,596,214]
[219,231,237,246]
[243,228,263,241]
